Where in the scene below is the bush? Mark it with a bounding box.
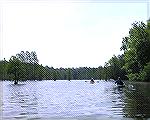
[127,73,139,81]
[139,62,150,82]
[138,71,146,81]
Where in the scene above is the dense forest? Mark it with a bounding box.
[0,20,150,82]
[0,51,126,81]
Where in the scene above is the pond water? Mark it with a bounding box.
[0,80,150,120]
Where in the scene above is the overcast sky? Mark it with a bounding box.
[0,0,149,68]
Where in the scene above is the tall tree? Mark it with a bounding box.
[121,21,150,81]
[7,56,25,84]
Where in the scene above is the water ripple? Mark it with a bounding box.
[1,80,150,119]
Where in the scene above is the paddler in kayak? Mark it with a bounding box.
[90,78,95,84]
[115,77,124,87]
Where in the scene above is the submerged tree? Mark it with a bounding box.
[7,56,24,84]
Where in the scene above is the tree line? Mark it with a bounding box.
[0,51,126,81]
[0,20,150,82]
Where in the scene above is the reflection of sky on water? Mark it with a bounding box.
[1,80,150,120]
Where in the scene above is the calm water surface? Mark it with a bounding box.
[1,80,150,120]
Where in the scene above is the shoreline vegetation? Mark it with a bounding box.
[0,20,150,84]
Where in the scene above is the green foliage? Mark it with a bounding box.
[127,73,139,81]
[139,62,150,82]
[102,55,127,80]
[0,51,42,81]
[138,71,146,82]
[0,59,9,80]
[120,37,129,52]
[0,52,127,81]
[121,21,150,81]
[143,62,150,81]
[7,56,24,81]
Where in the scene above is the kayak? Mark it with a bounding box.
[90,81,95,84]
[117,84,125,88]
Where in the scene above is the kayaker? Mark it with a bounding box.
[90,78,95,84]
[14,79,18,85]
[115,77,124,86]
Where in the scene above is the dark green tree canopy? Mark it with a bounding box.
[121,21,150,81]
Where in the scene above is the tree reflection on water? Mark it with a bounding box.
[123,82,150,118]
